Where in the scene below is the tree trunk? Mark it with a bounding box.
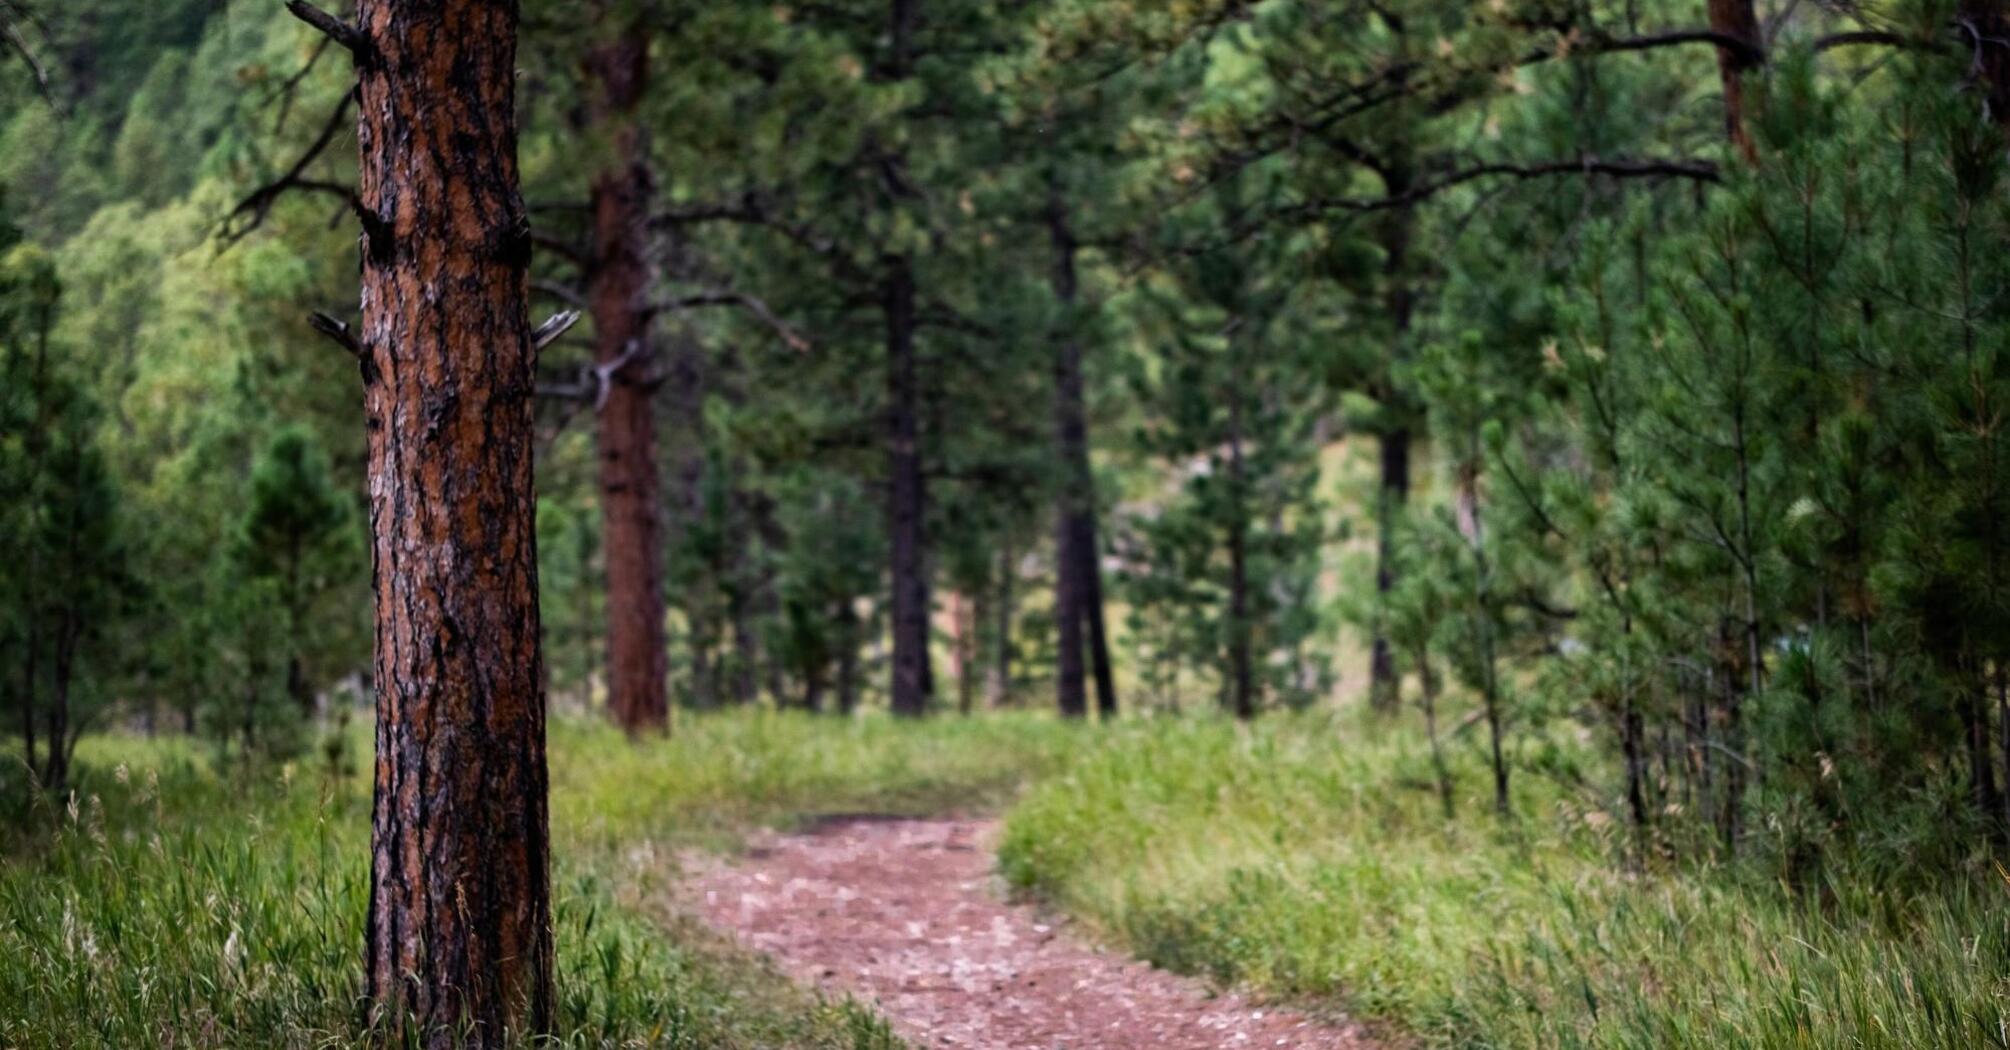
[1368,167,1416,713]
[1226,357,1255,721]
[881,0,931,718]
[987,541,1013,707]
[952,590,976,716]
[19,619,36,781]
[42,609,73,792]
[1080,518,1117,719]
[1708,0,1763,162]
[1048,177,1116,720]
[1415,646,1453,820]
[835,600,860,716]
[346,1,552,1041]
[885,253,932,716]
[587,30,670,735]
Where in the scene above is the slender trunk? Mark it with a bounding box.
[1967,674,2001,828]
[835,600,859,716]
[1460,458,1509,817]
[1048,177,1115,719]
[953,591,976,716]
[1081,519,1117,719]
[1416,647,1453,819]
[729,577,759,706]
[1226,354,1255,721]
[42,610,74,792]
[885,252,932,716]
[347,1,552,1039]
[987,541,1013,707]
[1369,173,1417,712]
[287,537,312,716]
[20,619,36,779]
[1708,0,1762,162]
[803,655,825,714]
[586,30,669,734]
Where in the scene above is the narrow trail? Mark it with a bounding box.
[683,816,1374,1050]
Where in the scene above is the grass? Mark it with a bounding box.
[0,710,1083,1048]
[8,706,2007,1048]
[996,711,2010,1049]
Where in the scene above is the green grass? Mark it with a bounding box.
[996,712,2010,1049]
[10,707,2007,1048]
[0,709,1085,1049]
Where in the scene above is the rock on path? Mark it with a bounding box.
[684,816,1374,1050]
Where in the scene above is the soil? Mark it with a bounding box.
[684,816,1375,1050]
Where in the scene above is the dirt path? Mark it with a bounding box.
[684,816,1374,1050]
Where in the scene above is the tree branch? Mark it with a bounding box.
[654,290,811,351]
[220,88,360,246]
[307,310,362,359]
[1303,155,1719,213]
[532,310,582,354]
[285,0,370,61]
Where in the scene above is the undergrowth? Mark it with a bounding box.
[997,713,2010,1049]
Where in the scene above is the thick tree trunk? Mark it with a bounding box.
[885,253,932,716]
[587,31,670,735]
[347,1,552,1041]
[1048,179,1116,720]
[1708,0,1763,162]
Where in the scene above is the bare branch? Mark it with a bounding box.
[220,88,360,246]
[654,290,811,351]
[285,0,370,60]
[307,311,362,359]
[1,7,52,104]
[530,229,586,265]
[1303,155,1720,214]
[532,310,582,354]
[531,278,586,310]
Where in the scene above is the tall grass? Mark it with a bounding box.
[997,713,2010,1049]
[0,710,1078,1049]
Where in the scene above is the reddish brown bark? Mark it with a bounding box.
[346,0,553,1042]
[586,30,670,734]
[1708,0,1763,162]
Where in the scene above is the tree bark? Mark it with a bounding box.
[1048,177,1116,720]
[884,252,932,716]
[586,29,670,734]
[1226,351,1256,721]
[1368,163,1417,713]
[1708,0,1763,162]
[835,599,860,716]
[346,1,552,1041]
[987,541,1014,707]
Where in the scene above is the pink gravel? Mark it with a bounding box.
[683,816,1375,1050]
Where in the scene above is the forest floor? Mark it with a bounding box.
[684,814,1374,1050]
